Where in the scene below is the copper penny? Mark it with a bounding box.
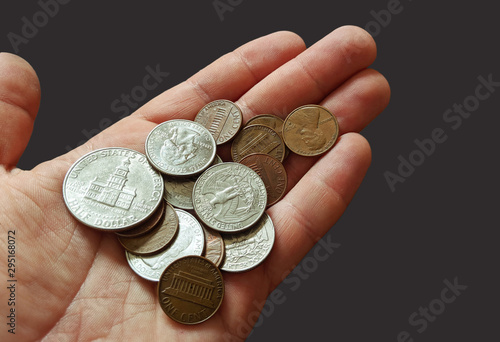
[230,124,285,163]
[201,225,225,267]
[194,99,243,145]
[118,202,179,255]
[115,200,166,238]
[246,114,285,139]
[283,104,339,156]
[239,153,287,206]
[158,255,224,325]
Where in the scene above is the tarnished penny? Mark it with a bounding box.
[126,209,205,281]
[115,200,166,237]
[63,148,164,231]
[283,104,339,156]
[201,225,225,267]
[158,255,224,324]
[145,119,216,177]
[246,114,285,140]
[163,155,223,210]
[194,99,243,145]
[221,213,275,272]
[230,124,285,162]
[192,162,267,233]
[118,202,179,255]
[246,114,289,159]
[239,153,287,206]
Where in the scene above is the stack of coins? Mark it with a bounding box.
[62,100,339,325]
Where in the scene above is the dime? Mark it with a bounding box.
[194,99,243,145]
[231,124,285,162]
[158,255,224,325]
[282,104,339,156]
[193,162,267,233]
[220,213,275,272]
[145,119,216,177]
[163,155,223,210]
[63,148,164,231]
[201,225,225,267]
[117,202,179,255]
[239,153,287,206]
[115,200,166,237]
[126,209,205,281]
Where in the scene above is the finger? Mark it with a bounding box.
[324,68,390,135]
[265,132,372,288]
[0,53,41,169]
[134,30,307,124]
[236,25,377,122]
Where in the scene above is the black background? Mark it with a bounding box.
[1,1,498,341]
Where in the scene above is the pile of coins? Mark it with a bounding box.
[62,99,339,325]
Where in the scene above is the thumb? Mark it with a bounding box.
[0,52,41,169]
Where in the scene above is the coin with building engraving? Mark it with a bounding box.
[63,148,164,231]
[126,209,205,281]
[158,255,224,324]
[145,119,216,177]
[221,213,275,272]
[163,155,223,210]
[115,200,166,237]
[231,124,285,162]
[246,114,285,140]
[239,153,287,206]
[194,99,243,145]
[283,104,339,156]
[201,225,225,267]
[192,162,267,233]
[118,202,179,255]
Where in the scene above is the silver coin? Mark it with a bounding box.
[126,209,205,281]
[220,213,275,272]
[192,162,267,232]
[63,148,164,231]
[145,119,216,177]
[194,99,243,145]
[163,155,223,210]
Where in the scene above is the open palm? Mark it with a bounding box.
[0,26,390,342]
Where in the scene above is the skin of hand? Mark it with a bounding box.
[0,25,390,342]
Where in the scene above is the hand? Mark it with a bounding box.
[0,26,390,341]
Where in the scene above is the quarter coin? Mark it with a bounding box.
[220,213,275,272]
[63,148,164,231]
[192,162,267,233]
[194,99,243,145]
[126,209,205,281]
[158,255,224,325]
[145,119,216,177]
[282,104,339,156]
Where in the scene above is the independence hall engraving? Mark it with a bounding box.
[84,158,137,209]
[164,271,217,309]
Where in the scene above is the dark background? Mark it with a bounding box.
[1,1,498,341]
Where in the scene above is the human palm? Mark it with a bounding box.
[0,26,390,341]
